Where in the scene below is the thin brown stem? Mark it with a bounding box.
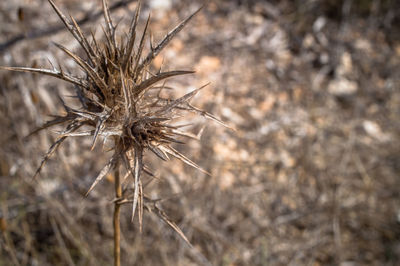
[113,164,122,266]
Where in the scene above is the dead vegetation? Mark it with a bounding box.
[1,0,400,265]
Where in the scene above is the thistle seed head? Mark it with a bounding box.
[1,0,229,227]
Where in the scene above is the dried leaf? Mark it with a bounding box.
[137,6,203,73]
[152,204,192,247]
[0,66,88,88]
[135,70,194,96]
[85,154,118,196]
[159,145,210,176]
[47,0,95,62]
[156,83,209,115]
[131,146,143,221]
[133,13,151,76]
[122,0,141,71]
[33,136,67,179]
[54,43,107,95]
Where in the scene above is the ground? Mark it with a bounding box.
[0,0,399,265]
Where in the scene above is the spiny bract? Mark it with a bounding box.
[2,0,227,231]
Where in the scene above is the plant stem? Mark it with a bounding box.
[113,164,121,266]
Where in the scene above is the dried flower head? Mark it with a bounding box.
[1,0,227,230]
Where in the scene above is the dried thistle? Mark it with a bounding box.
[1,0,228,264]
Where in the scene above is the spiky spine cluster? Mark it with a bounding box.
[2,0,227,229]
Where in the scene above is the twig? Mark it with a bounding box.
[113,164,122,266]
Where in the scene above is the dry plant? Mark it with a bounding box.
[1,0,227,265]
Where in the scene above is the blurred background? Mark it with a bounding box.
[1,0,399,265]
